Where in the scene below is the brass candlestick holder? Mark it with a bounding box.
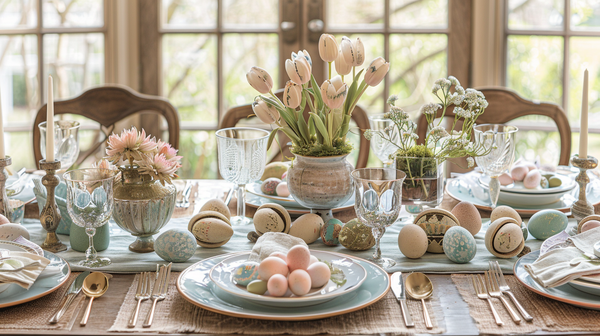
[39,159,67,252]
[571,155,599,224]
[0,156,12,219]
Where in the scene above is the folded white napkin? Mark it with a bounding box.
[525,226,600,288]
[247,232,308,263]
[0,251,51,289]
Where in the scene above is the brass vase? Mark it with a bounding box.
[112,165,176,253]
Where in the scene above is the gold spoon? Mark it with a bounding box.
[80,272,109,326]
[406,272,434,329]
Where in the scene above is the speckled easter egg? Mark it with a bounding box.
[398,224,428,259]
[0,223,29,240]
[188,211,233,248]
[320,219,343,246]
[582,220,600,232]
[493,223,523,253]
[200,198,231,219]
[155,229,197,262]
[289,214,323,244]
[261,178,281,196]
[233,261,260,286]
[490,206,522,225]
[339,218,375,251]
[528,209,568,240]
[443,226,476,264]
[451,201,482,236]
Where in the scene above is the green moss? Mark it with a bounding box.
[395,145,434,158]
[290,139,353,157]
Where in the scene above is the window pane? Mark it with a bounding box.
[223,0,277,28]
[178,130,218,179]
[161,0,217,28]
[571,0,600,31]
[163,34,218,125]
[43,33,104,100]
[0,0,37,29]
[569,37,600,123]
[507,35,563,105]
[3,131,34,169]
[327,0,384,28]
[43,0,103,28]
[389,34,447,112]
[390,0,448,29]
[223,33,278,112]
[514,129,561,165]
[0,35,38,124]
[508,0,564,30]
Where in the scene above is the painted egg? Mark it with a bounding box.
[443,226,476,264]
[233,261,260,286]
[267,274,288,297]
[523,170,541,189]
[511,166,528,182]
[339,218,375,251]
[549,176,562,188]
[451,201,482,236]
[154,228,197,262]
[307,261,330,288]
[493,223,523,253]
[413,209,459,253]
[200,198,231,219]
[188,211,233,248]
[247,279,268,295]
[276,182,290,197]
[582,220,600,232]
[253,203,291,236]
[281,171,288,181]
[289,214,323,244]
[0,223,29,241]
[0,214,9,225]
[490,206,522,225]
[288,269,311,296]
[521,224,529,240]
[320,219,343,246]
[540,176,549,189]
[498,173,514,186]
[528,209,568,240]
[397,224,428,259]
[261,178,281,196]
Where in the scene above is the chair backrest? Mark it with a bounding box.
[416,86,572,165]
[220,96,371,168]
[32,85,180,167]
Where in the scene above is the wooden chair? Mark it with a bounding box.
[416,87,572,166]
[219,93,371,169]
[32,85,180,168]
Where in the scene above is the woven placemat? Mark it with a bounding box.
[0,272,86,330]
[452,274,600,335]
[109,273,445,334]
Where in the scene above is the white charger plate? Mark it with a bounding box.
[497,189,574,206]
[209,251,367,308]
[177,252,390,321]
[479,173,575,194]
[245,189,355,215]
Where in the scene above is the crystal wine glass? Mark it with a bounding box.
[63,168,115,267]
[352,168,406,269]
[368,114,399,167]
[39,120,81,171]
[474,124,518,209]
[216,127,270,225]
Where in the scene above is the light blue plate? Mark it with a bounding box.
[515,250,600,310]
[177,252,390,321]
[0,250,71,308]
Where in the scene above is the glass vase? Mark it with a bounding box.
[393,156,445,211]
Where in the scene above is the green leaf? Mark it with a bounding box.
[266,128,280,150]
[310,74,324,111]
[297,112,310,143]
[309,112,331,146]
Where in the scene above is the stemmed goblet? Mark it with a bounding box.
[39,120,81,171]
[63,168,115,267]
[352,168,406,269]
[216,127,270,225]
[368,114,399,168]
[473,124,518,209]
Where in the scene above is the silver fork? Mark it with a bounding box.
[128,272,151,328]
[471,274,503,326]
[486,271,521,324]
[490,261,533,321]
[143,263,172,327]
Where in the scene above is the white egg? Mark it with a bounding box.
[0,223,29,240]
[0,214,9,225]
[258,257,289,281]
[523,170,541,189]
[267,274,288,297]
[269,251,287,263]
[276,182,290,197]
[307,261,331,288]
[288,269,311,296]
[309,255,318,265]
[498,173,514,186]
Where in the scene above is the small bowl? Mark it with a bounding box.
[9,199,25,224]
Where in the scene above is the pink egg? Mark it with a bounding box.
[582,220,600,232]
[511,166,529,182]
[0,214,9,225]
[288,269,311,296]
[267,274,288,297]
[281,171,288,181]
[258,257,289,281]
[276,182,290,197]
[286,245,311,271]
[307,261,331,288]
[523,170,541,189]
[269,251,287,263]
[525,163,537,171]
[498,173,514,186]
[309,255,318,265]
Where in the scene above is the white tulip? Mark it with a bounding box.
[334,49,352,76]
[283,81,303,109]
[285,52,312,85]
[320,75,347,110]
[246,66,273,94]
[318,34,339,62]
[340,36,365,67]
[252,97,280,124]
[364,57,389,86]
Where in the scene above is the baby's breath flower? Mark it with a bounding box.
[456,85,465,95]
[454,106,472,119]
[451,93,465,105]
[429,126,449,139]
[448,76,460,86]
[432,84,441,94]
[364,129,374,140]
[402,132,419,141]
[466,156,475,168]
[387,95,399,105]
[420,103,441,115]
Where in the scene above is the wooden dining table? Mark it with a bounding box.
[6,179,600,335]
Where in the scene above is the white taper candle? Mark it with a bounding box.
[580,69,589,159]
[47,75,55,162]
[0,87,4,160]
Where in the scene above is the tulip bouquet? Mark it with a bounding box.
[247,33,389,157]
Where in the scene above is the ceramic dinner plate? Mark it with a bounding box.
[514,250,600,310]
[0,247,71,308]
[497,189,575,206]
[246,182,299,206]
[177,252,390,321]
[479,173,575,194]
[209,251,367,308]
[245,191,355,215]
[568,279,600,296]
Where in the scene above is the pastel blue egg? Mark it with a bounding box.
[443,226,476,264]
[155,229,197,262]
[233,262,260,286]
[321,219,343,246]
[528,209,568,240]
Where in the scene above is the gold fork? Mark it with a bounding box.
[471,274,503,326]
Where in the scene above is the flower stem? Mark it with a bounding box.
[328,62,332,79]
